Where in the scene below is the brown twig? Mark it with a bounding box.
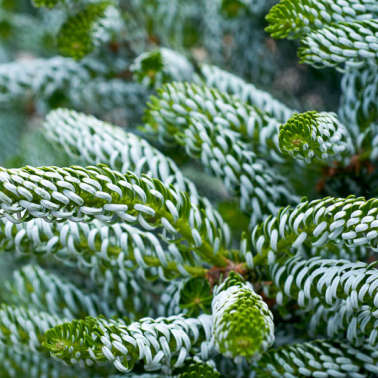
[205,259,247,288]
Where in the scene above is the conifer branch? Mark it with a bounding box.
[0,221,197,322]
[199,64,295,123]
[0,165,231,267]
[57,2,123,60]
[86,264,158,320]
[163,114,299,226]
[2,265,114,319]
[279,111,354,163]
[339,66,378,139]
[271,256,378,347]
[250,196,378,265]
[254,340,378,377]
[132,48,194,89]
[0,217,207,281]
[44,109,200,202]
[44,314,213,373]
[266,0,378,39]
[0,304,63,353]
[0,217,161,318]
[145,82,286,163]
[306,298,377,347]
[298,19,378,70]
[211,272,274,360]
[0,57,100,104]
[173,357,220,378]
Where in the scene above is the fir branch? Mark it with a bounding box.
[254,340,378,377]
[202,0,277,84]
[2,265,114,319]
[211,272,274,361]
[250,196,378,265]
[339,66,378,139]
[0,56,106,104]
[0,304,63,353]
[158,279,184,317]
[44,109,200,202]
[0,57,86,103]
[145,82,286,163]
[298,19,378,70]
[0,217,207,280]
[199,64,295,122]
[132,48,194,89]
[57,2,123,60]
[44,110,232,265]
[300,241,370,261]
[0,217,175,318]
[266,0,378,39]
[306,298,377,347]
[271,256,378,345]
[126,0,201,51]
[44,314,213,373]
[271,256,378,310]
[166,114,299,226]
[0,165,231,267]
[279,111,354,163]
[173,357,220,378]
[87,263,158,319]
[73,254,159,320]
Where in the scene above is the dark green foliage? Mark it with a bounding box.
[57,1,113,59]
[174,358,221,378]
[178,277,212,316]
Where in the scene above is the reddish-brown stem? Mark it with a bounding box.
[205,259,248,288]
